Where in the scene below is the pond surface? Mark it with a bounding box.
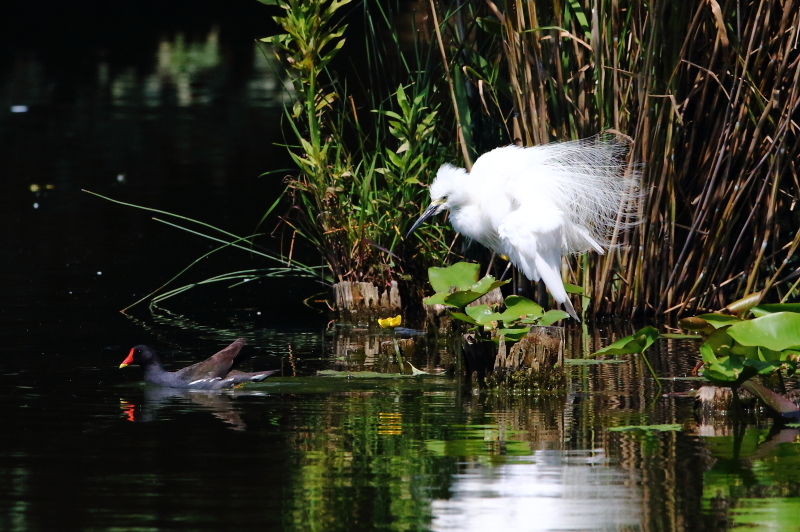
[2,3,799,531]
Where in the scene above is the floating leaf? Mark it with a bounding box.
[422,293,448,306]
[696,313,743,328]
[497,327,531,341]
[678,316,714,333]
[565,359,626,365]
[428,262,480,293]
[724,290,763,315]
[727,312,800,351]
[751,303,800,317]
[449,311,478,325]
[592,326,659,356]
[406,362,430,376]
[443,276,507,307]
[538,309,570,326]
[498,296,543,324]
[317,370,410,378]
[465,304,504,326]
[608,424,682,432]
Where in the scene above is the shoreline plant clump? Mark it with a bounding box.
[263,0,799,317]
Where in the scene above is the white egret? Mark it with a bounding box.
[407,136,639,321]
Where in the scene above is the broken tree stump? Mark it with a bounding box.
[334,280,401,322]
[485,326,566,391]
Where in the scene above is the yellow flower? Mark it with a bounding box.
[378,314,402,328]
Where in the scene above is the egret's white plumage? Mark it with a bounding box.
[409,136,639,321]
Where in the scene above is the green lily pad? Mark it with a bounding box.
[449,311,478,325]
[444,276,508,307]
[565,359,626,365]
[608,424,682,432]
[497,327,531,341]
[751,303,800,317]
[465,304,504,326]
[317,370,411,378]
[538,309,570,326]
[422,292,449,306]
[498,296,543,324]
[591,326,659,356]
[727,312,800,351]
[696,313,743,328]
[428,262,480,293]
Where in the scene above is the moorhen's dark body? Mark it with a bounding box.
[120,338,278,390]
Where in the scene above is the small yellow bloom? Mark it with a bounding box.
[378,314,402,328]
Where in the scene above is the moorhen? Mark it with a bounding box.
[119,337,278,390]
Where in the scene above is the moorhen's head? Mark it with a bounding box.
[120,345,159,369]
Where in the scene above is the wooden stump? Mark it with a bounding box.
[485,326,566,391]
[334,280,401,321]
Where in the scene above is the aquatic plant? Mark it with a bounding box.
[424,261,569,339]
[261,0,455,295]
[592,302,800,416]
[427,0,800,316]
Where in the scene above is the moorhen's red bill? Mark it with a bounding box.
[119,337,278,390]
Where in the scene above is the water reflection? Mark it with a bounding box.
[431,450,641,531]
[120,385,271,431]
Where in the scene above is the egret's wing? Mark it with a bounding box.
[498,208,579,321]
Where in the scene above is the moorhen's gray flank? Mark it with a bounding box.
[120,338,278,390]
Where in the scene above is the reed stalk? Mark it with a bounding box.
[432,0,799,316]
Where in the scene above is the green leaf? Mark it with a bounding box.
[607,424,682,432]
[727,312,800,351]
[465,304,504,326]
[538,310,570,326]
[422,293,449,306]
[751,303,800,316]
[497,327,531,341]
[498,296,543,324]
[565,359,626,365]
[449,311,478,325]
[591,326,659,356]
[696,313,743,328]
[660,333,703,339]
[475,17,503,36]
[442,276,508,308]
[428,262,480,293]
[563,283,586,295]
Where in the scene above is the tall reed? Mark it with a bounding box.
[432,0,800,316]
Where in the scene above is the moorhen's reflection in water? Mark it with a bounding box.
[121,385,269,431]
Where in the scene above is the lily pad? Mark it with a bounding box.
[727,312,800,351]
[591,326,659,356]
[608,424,683,432]
[498,296,543,324]
[317,370,411,378]
[465,304,504,326]
[751,303,800,317]
[497,327,531,341]
[538,309,570,326]
[428,262,480,293]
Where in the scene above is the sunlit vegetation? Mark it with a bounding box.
[264,0,799,316]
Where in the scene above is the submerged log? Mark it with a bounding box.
[334,280,401,320]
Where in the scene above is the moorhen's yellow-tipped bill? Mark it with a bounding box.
[119,348,134,369]
[118,338,279,390]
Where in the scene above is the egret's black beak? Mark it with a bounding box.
[406,200,444,237]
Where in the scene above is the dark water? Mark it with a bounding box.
[2,3,800,531]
